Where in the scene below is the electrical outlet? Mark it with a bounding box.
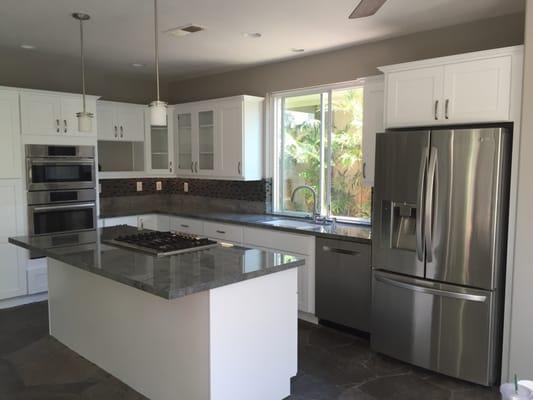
[136,181,143,192]
[156,181,162,191]
[184,182,189,193]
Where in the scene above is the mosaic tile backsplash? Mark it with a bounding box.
[100,178,272,203]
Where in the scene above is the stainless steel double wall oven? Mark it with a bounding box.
[26,145,97,239]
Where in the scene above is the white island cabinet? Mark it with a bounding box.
[9,228,300,400]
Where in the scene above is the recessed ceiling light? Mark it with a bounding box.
[20,44,36,50]
[242,32,262,38]
[132,63,145,68]
[166,24,206,37]
[291,48,305,53]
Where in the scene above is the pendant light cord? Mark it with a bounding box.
[79,19,87,113]
[154,0,160,102]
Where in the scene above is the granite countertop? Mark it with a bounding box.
[100,209,372,244]
[9,226,304,300]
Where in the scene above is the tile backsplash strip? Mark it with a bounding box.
[100,178,272,203]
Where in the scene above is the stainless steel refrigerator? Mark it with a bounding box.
[371,125,512,386]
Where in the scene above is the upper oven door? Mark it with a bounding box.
[27,159,95,190]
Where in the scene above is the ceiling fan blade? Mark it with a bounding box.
[349,0,387,19]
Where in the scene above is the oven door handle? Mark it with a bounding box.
[32,202,96,212]
[28,159,95,164]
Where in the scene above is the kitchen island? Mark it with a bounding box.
[9,226,304,400]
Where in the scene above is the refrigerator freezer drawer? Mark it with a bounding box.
[371,271,498,386]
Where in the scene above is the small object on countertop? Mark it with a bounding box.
[500,374,533,400]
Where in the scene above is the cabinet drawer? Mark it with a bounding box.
[242,227,314,255]
[170,217,204,236]
[204,222,243,243]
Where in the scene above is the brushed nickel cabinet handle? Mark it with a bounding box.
[363,162,366,179]
[120,126,124,138]
[180,224,189,228]
[64,119,67,133]
[195,161,198,173]
[191,161,194,173]
[216,230,226,234]
[445,99,449,120]
[237,161,242,175]
[114,126,118,138]
[56,119,60,133]
[434,100,439,120]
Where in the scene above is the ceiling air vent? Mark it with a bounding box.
[166,24,206,37]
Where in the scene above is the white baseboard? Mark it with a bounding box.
[0,292,48,310]
[298,311,318,325]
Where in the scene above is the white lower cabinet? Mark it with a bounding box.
[102,216,139,228]
[243,227,316,314]
[0,180,26,300]
[204,221,243,244]
[27,258,48,295]
[169,216,204,236]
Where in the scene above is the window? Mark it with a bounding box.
[271,82,371,224]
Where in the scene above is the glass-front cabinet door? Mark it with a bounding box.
[146,108,174,175]
[197,109,215,174]
[175,111,194,174]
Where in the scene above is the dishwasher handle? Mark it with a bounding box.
[321,246,360,257]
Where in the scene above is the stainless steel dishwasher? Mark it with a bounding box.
[315,237,372,332]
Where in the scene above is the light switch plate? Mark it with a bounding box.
[184,182,189,192]
[156,181,162,191]
[136,181,143,192]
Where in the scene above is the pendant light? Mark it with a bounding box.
[149,0,167,127]
[72,13,93,133]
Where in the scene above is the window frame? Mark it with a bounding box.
[268,79,371,224]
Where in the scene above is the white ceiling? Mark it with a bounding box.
[0,0,525,80]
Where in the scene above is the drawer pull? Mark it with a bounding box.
[216,230,226,234]
[180,224,190,228]
[322,246,360,256]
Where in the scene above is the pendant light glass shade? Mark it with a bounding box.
[73,12,93,133]
[149,0,167,127]
[149,100,168,126]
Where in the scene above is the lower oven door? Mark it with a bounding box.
[28,202,97,236]
[371,270,498,386]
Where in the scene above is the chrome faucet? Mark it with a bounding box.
[291,185,319,222]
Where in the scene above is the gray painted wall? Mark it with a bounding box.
[167,12,525,104]
[508,1,533,382]
[0,45,168,104]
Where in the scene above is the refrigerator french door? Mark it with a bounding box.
[371,125,512,386]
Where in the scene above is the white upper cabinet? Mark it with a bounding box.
[361,76,384,187]
[380,46,522,128]
[174,95,263,180]
[0,89,22,179]
[20,90,98,136]
[443,56,511,123]
[97,101,145,141]
[385,67,443,127]
[145,107,174,175]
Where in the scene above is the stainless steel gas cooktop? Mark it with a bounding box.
[104,230,218,257]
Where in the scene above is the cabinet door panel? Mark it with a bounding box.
[0,180,26,300]
[61,97,97,136]
[218,101,243,178]
[119,104,145,141]
[197,109,216,175]
[20,92,61,135]
[362,79,384,187]
[169,217,204,236]
[386,67,443,127]
[0,90,22,179]
[145,109,174,175]
[97,102,118,140]
[175,111,195,175]
[443,57,511,123]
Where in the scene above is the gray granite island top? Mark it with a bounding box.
[9,226,304,300]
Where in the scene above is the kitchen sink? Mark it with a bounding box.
[259,219,326,230]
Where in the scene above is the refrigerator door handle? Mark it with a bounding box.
[425,147,438,262]
[416,147,429,262]
[374,273,487,303]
